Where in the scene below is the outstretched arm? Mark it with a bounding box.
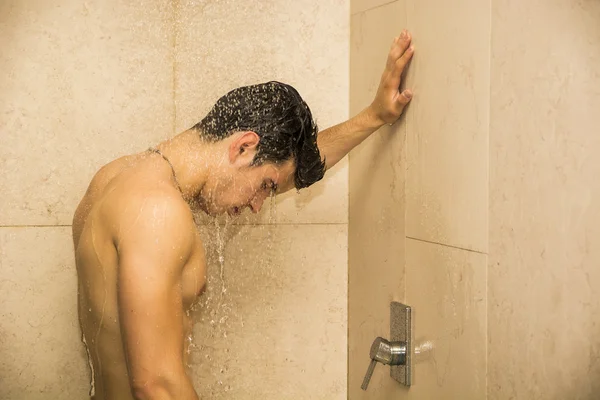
[317,29,414,170]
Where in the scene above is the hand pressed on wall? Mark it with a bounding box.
[370,29,414,126]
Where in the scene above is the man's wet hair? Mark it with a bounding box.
[192,81,326,190]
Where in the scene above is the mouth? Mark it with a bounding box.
[227,206,242,217]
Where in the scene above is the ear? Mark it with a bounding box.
[228,131,260,164]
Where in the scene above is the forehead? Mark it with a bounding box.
[259,159,295,184]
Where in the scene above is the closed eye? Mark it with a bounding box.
[262,180,278,194]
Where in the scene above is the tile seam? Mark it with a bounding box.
[486,0,493,397]
[172,0,178,135]
[406,236,488,255]
[0,222,349,228]
[351,0,398,16]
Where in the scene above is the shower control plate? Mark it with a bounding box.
[390,301,412,386]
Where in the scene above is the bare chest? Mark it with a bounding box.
[180,239,207,310]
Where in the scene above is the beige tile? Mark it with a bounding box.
[175,0,349,225]
[189,224,347,399]
[347,186,405,400]
[404,0,490,253]
[489,1,600,398]
[0,0,175,226]
[352,0,397,15]
[348,3,408,398]
[350,1,406,117]
[0,227,89,399]
[405,238,487,400]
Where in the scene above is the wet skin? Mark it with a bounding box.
[72,141,293,399]
[73,152,206,400]
[72,28,413,399]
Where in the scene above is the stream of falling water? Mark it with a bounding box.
[185,213,232,359]
[185,193,278,397]
[213,213,232,336]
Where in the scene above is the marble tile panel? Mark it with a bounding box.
[489,1,600,398]
[404,238,487,400]
[404,0,490,253]
[0,227,89,399]
[0,0,175,226]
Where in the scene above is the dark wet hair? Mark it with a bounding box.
[191,81,326,189]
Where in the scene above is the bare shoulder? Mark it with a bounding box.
[72,155,137,246]
[74,152,200,269]
[100,175,196,268]
[109,186,196,251]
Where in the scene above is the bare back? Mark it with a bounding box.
[72,151,206,400]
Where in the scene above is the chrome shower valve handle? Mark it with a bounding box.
[361,337,407,390]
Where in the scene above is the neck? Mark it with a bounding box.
[152,129,225,204]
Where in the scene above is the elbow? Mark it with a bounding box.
[130,373,194,400]
[130,380,161,400]
[130,376,173,400]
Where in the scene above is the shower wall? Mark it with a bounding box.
[349,0,600,399]
[349,0,488,398]
[0,0,349,398]
[488,1,600,398]
[348,2,409,398]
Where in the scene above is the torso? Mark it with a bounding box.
[72,151,206,400]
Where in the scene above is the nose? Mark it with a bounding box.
[249,194,266,214]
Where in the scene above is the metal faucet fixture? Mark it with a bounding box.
[361,302,412,390]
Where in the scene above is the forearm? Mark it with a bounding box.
[317,105,385,170]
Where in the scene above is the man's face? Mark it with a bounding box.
[206,159,295,217]
[198,132,296,217]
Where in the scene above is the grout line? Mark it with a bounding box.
[406,236,488,255]
[0,225,72,228]
[403,0,410,305]
[172,0,178,135]
[0,222,348,228]
[224,222,348,226]
[208,222,348,226]
[486,1,492,397]
[351,0,398,16]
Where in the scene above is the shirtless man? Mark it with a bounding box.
[72,31,413,400]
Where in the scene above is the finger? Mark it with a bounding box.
[386,30,412,71]
[396,89,413,108]
[386,34,409,70]
[388,45,414,88]
[391,30,411,59]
